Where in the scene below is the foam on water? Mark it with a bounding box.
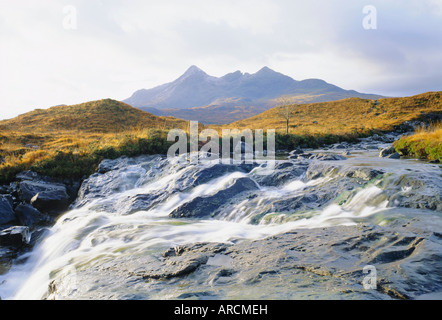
[0,154,412,300]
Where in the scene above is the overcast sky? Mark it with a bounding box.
[1,0,442,120]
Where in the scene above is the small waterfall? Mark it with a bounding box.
[0,151,439,300]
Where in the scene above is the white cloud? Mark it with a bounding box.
[0,0,441,119]
[108,0,279,35]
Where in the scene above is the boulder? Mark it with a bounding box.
[379,146,396,158]
[309,153,347,161]
[30,189,70,214]
[15,170,41,181]
[252,162,308,187]
[17,180,70,214]
[178,164,250,191]
[289,149,304,155]
[97,159,120,174]
[0,246,15,275]
[14,171,71,214]
[0,185,10,194]
[234,141,253,155]
[386,152,401,159]
[305,162,338,180]
[385,173,442,211]
[170,177,259,218]
[0,195,16,225]
[343,167,384,181]
[14,203,51,228]
[0,226,30,247]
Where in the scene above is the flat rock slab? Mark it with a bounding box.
[47,219,442,300]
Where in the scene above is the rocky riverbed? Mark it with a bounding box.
[0,171,80,276]
[0,132,441,300]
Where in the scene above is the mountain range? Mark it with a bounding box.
[123,66,384,124]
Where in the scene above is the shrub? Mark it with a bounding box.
[394,122,442,161]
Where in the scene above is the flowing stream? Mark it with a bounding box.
[0,145,441,300]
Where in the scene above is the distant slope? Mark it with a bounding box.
[148,99,270,125]
[124,66,384,124]
[211,92,442,135]
[0,99,186,133]
[0,99,188,183]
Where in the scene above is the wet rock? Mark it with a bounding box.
[252,162,307,187]
[114,192,171,216]
[14,203,51,228]
[97,159,120,174]
[275,162,295,170]
[177,163,250,191]
[0,195,16,225]
[76,159,151,207]
[234,141,253,155]
[386,173,442,211]
[40,151,442,300]
[28,228,50,247]
[107,220,442,300]
[294,153,313,160]
[343,167,384,181]
[133,253,210,281]
[0,246,16,275]
[309,153,347,161]
[0,185,10,194]
[0,226,30,247]
[262,194,319,217]
[77,158,258,215]
[255,178,357,223]
[386,152,401,159]
[15,171,41,181]
[29,188,70,215]
[15,173,70,215]
[333,144,347,149]
[170,177,259,218]
[289,149,304,155]
[305,162,337,180]
[379,146,396,158]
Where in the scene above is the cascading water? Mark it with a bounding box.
[0,147,441,300]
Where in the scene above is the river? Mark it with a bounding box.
[1,138,441,300]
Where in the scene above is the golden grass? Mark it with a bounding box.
[0,99,188,179]
[210,92,442,136]
[0,129,159,168]
[1,92,441,182]
[394,121,442,161]
[407,122,442,141]
[0,99,187,133]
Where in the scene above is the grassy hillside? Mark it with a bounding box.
[0,99,185,133]
[0,99,187,183]
[1,93,441,184]
[212,92,442,136]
